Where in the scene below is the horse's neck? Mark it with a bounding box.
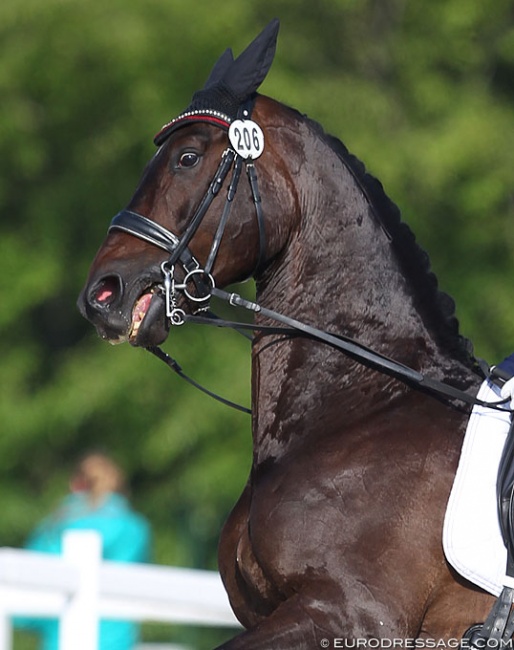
[251,136,451,460]
[258,142,439,360]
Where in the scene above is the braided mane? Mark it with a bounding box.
[302,114,477,370]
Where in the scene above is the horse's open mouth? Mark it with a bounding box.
[130,292,153,340]
[129,288,169,347]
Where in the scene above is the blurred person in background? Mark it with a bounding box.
[14,450,152,650]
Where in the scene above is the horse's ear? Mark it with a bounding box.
[224,18,280,100]
[160,19,280,138]
[203,48,235,89]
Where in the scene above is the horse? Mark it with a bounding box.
[78,20,497,648]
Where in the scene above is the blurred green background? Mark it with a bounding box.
[2,0,514,647]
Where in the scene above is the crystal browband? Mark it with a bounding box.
[154,109,232,145]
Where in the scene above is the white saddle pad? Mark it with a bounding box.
[443,380,512,596]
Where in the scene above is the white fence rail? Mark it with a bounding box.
[0,531,240,650]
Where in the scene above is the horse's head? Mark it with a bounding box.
[78,20,292,347]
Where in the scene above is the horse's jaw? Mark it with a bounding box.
[77,278,170,348]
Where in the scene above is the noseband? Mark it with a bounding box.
[108,101,266,324]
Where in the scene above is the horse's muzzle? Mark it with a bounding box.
[77,272,170,347]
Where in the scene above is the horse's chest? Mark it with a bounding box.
[231,471,349,603]
[225,481,321,622]
[234,523,284,617]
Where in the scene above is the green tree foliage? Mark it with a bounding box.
[2,0,514,647]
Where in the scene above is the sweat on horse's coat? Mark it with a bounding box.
[77,19,505,648]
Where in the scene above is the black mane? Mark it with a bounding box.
[302,114,477,371]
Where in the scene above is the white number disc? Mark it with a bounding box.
[228,119,265,159]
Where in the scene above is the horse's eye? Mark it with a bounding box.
[178,152,199,168]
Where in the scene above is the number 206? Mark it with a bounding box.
[233,126,261,153]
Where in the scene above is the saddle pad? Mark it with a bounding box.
[443,380,512,596]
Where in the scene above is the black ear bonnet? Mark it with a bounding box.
[154,19,279,145]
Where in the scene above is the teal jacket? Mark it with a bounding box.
[14,491,151,650]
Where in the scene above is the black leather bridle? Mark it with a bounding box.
[109,101,266,324]
[106,103,513,417]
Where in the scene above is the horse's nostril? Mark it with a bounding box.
[91,276,122,308]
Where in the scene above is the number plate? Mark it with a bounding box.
[228,119,265,159]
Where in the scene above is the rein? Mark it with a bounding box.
[108,106,511,416]
[186,289,511,413]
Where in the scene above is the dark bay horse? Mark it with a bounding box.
[78,21,495,647]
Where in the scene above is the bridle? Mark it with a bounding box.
[109,100,266,326]
[107,101,512,416]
